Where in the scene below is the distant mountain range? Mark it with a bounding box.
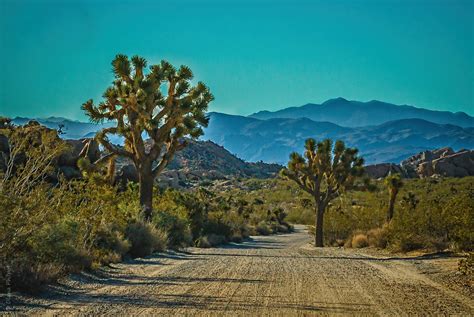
[9,98,474,164]
[202,113,474,164]
[250,97,474,128]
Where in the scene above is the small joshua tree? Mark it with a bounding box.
[384,173,403,222]
[281,139,364,247]
[82,54,213,221]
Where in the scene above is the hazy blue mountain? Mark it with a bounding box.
[250,98,474,128]
[10,107,474,164]
[11,116,114,140]
[202,114,474,164]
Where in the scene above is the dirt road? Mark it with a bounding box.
[8,225,474,316]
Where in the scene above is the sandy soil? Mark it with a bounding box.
[4,225,474,316]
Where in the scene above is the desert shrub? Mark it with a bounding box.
[335,239,345,247]
[92,225,131,265]
[351,233,369,248]
[0,258,64,294]
[207,233,226,246]
[458,253,474,276]
[196,234,227,248]
[203,211,232,237]
[391,233,425,252]
[276,224,293,233]
[256,221,272,235]
[367,227,389,248]
[153,211,192,248]
[441,193,474,251]
[125,221,168,258]
[230,231,243,242]
[245,225,257,236]
[195,236,212,248]
[28,217,92,270]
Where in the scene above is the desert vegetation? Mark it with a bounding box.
[224,176,473,253]
[81,54,213,221]
[280,138,364,246]
[0,56,472,304]
[0,122,292,293]
[1,116,473,297]
[0,55,289,294]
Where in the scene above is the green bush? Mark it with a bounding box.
[392,233,425,252]
[256,222,272,235]
[0,258,64,294]
[196,234,226,248]
[92,225,131,264]
[153,211,192,249]
[28,218,92,270]
[125,221,168,258]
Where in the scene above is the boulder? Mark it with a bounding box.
[430,150,474,177]
[115,164,138,185]
[401,147,454,170]
[365,163,405,179]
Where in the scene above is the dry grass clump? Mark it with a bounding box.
[367,227,388,248]
[458,253,474,276]
[351,233,369,248]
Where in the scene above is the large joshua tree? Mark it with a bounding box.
[384,173,403,222]
[281,139,364,247]
[82,54,213,221]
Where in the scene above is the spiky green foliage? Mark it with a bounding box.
[384,173,403,222]
[280,138,364,246]
[81,54,213,220]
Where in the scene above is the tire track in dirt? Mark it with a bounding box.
[11,225,474,316]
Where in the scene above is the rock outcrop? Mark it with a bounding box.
[418,149,474,178]
[364,163,406,179]
[365,147,474,179]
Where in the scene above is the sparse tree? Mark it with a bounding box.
[281,139,364,247]
[384,173,403,222]
[82,54,213,221]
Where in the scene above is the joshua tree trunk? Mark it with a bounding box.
[138,161,153,222]
[315,201,325,247]
[386,195,396,222]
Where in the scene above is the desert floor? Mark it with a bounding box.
[6,225,474,316]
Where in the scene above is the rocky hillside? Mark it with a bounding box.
[365,147,474,179]
[154,140,282,188]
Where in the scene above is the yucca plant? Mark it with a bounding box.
[281,138,364,247]
[82,54,213,221]
[384,173,403,222]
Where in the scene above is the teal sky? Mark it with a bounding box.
[0,0,473,120]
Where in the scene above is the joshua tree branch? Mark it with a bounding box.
[96,127,134,159]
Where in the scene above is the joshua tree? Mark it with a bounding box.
[82,54,213,221]
[384,173,403,222]
[281,139,364,247]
